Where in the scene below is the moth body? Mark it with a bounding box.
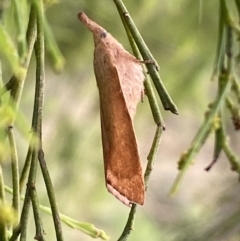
[78,12,145,206]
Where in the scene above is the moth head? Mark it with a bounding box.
[100,31,107,39]
[78,12,108,45]
[93,30,108,45]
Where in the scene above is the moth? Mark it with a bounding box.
[78,12,145,206]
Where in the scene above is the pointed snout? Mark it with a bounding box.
[78,12,106,36]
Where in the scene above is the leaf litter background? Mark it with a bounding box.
[2,0,240,240]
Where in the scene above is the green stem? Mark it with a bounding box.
[117,11,165,127]
[0,166,7,241]
[8,127,20,218]
[0,1,10,240]
[44,15,65,73]
[13,0,27,58]
[223,0,240,34]
[9,7,37,109]
[169,85,229,194]
[113,0,178,114]
[29,152,46,241]
[0,0,9,22]
[231,78,240,104]
[31,0,64,240]
[207,42,229,170]
[170,20,234,195]
[117,204,137,241]
[9,5,38,241]
[19,151,41,241]
[31,0,44,134]
[145,126,163,183]
[225,97,240,130]
[222,139,240,178]
[235,0,240,14]
[19,147,32,195]
[212,0,225,78]
[38,149,64,241]
[8,6,37,241]
[118,126,163,241]
[5,185,109,240]
[22,0,46,240]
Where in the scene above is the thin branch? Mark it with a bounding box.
[19,147,32,195]
[38,149,64,241]
[29,153,46,241]
[116,10,165,128]
[211,0,225,79]
[21,0,47,240]
[8,126,20,217]
[118,126,163,241]
[225,97,240,130]
[43,15,65,73]
[113,0,178,114]
[222,138,240,178]
[0,1,11,240]
[13,0,27,58]
[145,126,163,183]
[170,6,234,194]
[7,5,38,241]
[1,6,37,102]
[5,185,109,240]
[0,166,7,241]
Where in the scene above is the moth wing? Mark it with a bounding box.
[94,51,144,205]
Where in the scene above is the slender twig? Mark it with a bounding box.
[113,0,178,114]
[21,0,47,240]
[9,225,21,241]
[170,80,232,194]
[19,147,32,195]
[43,15,65,73]
[19,151,39,241]
[112,3,165,240]
[118,126,163,241]
[170,7,234,194]
[18,188,31,241]
[29,153,46,241]
[8,126,20,217]
[117,11,165,128]
[13,0,27,58]
[231,78,240,104]
[205,123,223,171]
[235,0,240,14]
[8,5,37,241]
[25,151,46,241]
[0,1,10,240]
[145,126,163,183]
[211,0,225,79]
[5,185,109,240]
[223,0,240,35]
[222,138,240,178]
[9,6,37,106]
[0,0,10,21]
[206,36,229,171]
[117,204,137,241]
[31,0,44,133]
[0,11,36,98]
[0,166,8,241]
[38,149,64,241]
[225,97,240,130]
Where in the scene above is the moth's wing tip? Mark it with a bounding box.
[107,184,132,206]
[106,183,144,206]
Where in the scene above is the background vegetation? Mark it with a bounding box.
[1,0,240,240]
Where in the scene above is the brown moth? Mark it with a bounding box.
[78,12,145,206]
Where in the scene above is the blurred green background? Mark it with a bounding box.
[2,0,240,240]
